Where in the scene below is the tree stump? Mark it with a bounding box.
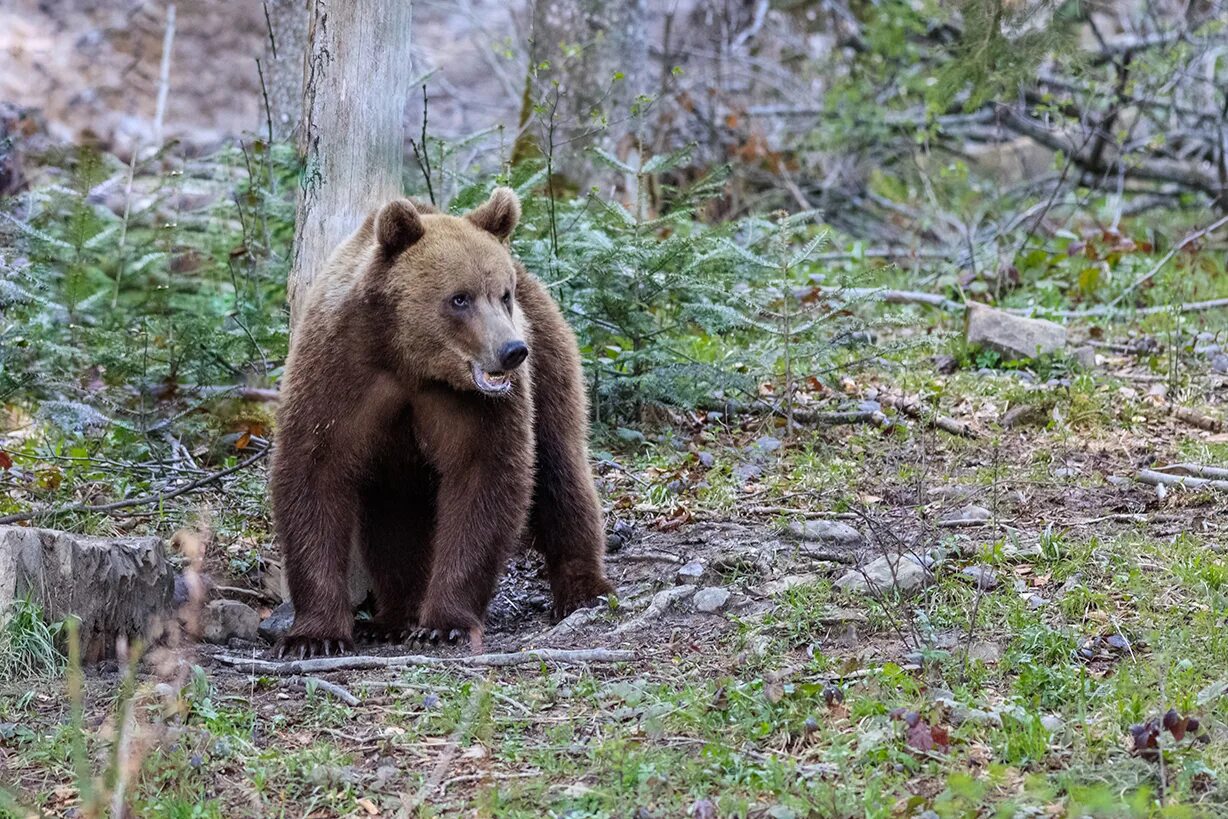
[0,526,175,662]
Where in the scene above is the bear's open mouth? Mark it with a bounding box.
[471,362,513,395]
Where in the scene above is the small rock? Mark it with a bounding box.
[757,574,819,596]
[697,451,715,468]
[732,463,763,483]
[1195,343,1221,357]
[676,561,706,583]
[1041,714,1065,734]
[835,554,930,598]
[1213,354,1228,374]
[943,505,991,523]
[202,600,259,644]
[755,436,782,453]
[961,565,999,590]
[606,519,637,553]
[1055,573,1083,599]
[965,303,1067,361]
[258,600,295,643]
[689,798,719,819]
[942,700,1003,728]
[967,641,1001,664]
[1026,594,1049,610]
[1071,345,1097,369]
[693,587,731,613]
[927,485,976,501]
[1002,403,1049,429]
[785,520,865,548]
[372,764,399,790]
[933,354,959,374]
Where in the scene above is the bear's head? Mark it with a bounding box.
[371,188,529,397]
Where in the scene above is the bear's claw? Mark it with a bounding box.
[272,635,354,660]
[354,621,411,644]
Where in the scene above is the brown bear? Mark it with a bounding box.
[270,188,613,658]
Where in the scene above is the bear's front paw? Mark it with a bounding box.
[411,605,484,652]
[552,573,615,622]
[271,634,354,660]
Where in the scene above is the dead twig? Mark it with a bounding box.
[880,395,977,438]
[1152,463,1228,480]
[1171,406,1224,433]
[405,675,486,811]
[277,675,359,706]
[213,646,634,675]
[0,448,270,525]
[1137,469,1228,491]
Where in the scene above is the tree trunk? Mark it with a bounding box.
[262,0,310,142]
[288,0,414,328]
[515,0,648,190]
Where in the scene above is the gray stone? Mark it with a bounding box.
[1026,594,1049,610]
[202,599,259,644]
[1213,354,1228,374]
[835,554,930,598]
[693,587,731,613]
[1041,714,1065,734]
[756,574,819,596]
[965,303,1067,361]
[785,520,865,548]
[732,463,763,483]
[961,565,999,590]
[1055,573,1083,599]
[676,561,706,583]
[943,505,992,523]
[0,526,174,660]
[1071,345,1097,369]
[1195,343,1221,357]
[258,600,295,643]
[967,640,1002,664]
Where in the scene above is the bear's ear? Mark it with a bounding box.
[466,187,520,241]
[375,198,424,255]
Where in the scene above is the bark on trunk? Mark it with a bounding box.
[516,0,648,189]
[263,0,310,142]
[288,0,414,328]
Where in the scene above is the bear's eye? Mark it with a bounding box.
[451,293,470,309]
[501,290,512,305]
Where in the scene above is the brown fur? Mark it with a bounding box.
[271,188,612,657]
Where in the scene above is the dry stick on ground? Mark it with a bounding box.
[406,679,486,811]
[1170,406,1225,433]
[275,675,359,706]
[213,647,635,675]
[0,448,270,525]
[1152,464,1228,480]
[879,394,976,438]
[1137,469,1228,491]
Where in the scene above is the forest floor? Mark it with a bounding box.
[3,324,1228,818]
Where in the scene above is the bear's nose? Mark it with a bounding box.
[499,340,528,371]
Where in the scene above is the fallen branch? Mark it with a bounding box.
[745,506,861,521]
[826,286,963,311]
[276,675,359,706]
[213,646,634,675]
[792,408,893,427]
[0,448,270,525]
[1137,469,1228,491]
[880,395,977,438]
[1171,406,1225,434]
[1152,463,1228,481]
